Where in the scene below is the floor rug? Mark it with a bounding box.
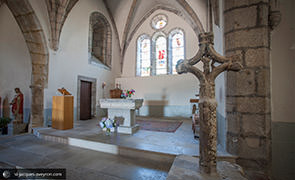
[136,120,183,133]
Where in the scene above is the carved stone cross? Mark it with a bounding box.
[176,32,242,174]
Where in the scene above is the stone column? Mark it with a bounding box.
[30,61,47,129]
[224,0,271,177]
[30,85,44,128]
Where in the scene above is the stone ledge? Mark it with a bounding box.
[167,155,248,180]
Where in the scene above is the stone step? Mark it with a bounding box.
[33,129,175,166]
[33,129,237,165]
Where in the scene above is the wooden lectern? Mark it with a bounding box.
[52,96,74,130]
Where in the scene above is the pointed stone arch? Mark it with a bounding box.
[5,0,49,128]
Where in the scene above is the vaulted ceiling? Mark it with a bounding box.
[103,0,208,59]
[1,0,213,73]
[40,0,208,54]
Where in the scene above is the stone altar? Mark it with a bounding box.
[99,99,143,134]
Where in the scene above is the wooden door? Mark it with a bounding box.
[80,80,92,120]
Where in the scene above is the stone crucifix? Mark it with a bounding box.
[176,32,242,174]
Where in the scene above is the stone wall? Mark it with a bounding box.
[224,0,271,178]
[0,3,32,123]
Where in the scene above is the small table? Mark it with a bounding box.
[99,99,144,134]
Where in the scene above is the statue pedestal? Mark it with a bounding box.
[8,121,27,135]
[99,99,143,134]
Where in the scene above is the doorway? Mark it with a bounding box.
[80,80,92,120]
[77,76,97,121]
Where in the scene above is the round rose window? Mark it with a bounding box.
[151,14,168,30]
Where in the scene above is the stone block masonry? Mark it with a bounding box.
[224,0,272,178]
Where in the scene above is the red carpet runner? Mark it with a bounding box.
[136,120,183,133]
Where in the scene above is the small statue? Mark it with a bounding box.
[10,88,24,123]
[102,82,106,89]
[58,87,71,95]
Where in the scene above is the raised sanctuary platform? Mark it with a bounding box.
[33,117,236,165]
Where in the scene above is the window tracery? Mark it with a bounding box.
[136,15,185,76]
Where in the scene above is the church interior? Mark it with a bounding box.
[0,0,294,180]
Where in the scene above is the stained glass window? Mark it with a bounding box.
[171,31,184,74]
[137,18,186,77]
[137,36,151,76]
[155,36,167,75]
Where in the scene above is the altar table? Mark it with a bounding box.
[99,99,143,134]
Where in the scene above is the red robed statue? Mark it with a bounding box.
[10,88,24,123]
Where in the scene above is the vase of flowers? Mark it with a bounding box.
[120,89,135,99]
[99,117,118,135]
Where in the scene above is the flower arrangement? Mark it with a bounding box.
[99,117,118,133]
[0,117,12,128]
[120,89,135,98]
[0,117,12,135]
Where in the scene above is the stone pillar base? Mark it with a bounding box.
[117,124,139,134]
[8,122,28,135]
[167,155,247,180]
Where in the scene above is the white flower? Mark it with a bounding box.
[99,121,105,128]
[105,118,113,129]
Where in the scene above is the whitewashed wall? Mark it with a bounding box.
[117,9,200,117]
[271,0,295,123]
[270,0,295,179]
[116,74,199,117]
[187,0,208,31]
[0,4,32,122]
[30,0,121,123]
[214,0,226,150]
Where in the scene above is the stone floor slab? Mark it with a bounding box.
[0,134,169,180]
[167,155,248,180]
